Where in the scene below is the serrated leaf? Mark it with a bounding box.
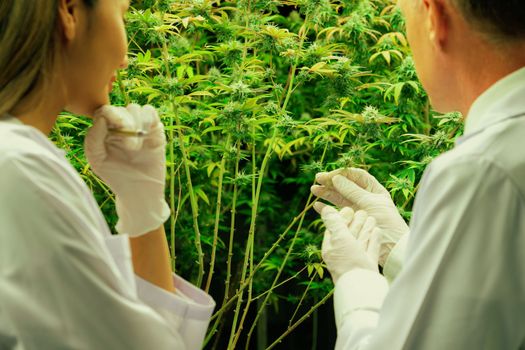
[381,51,391,64]
[307,264,314,277]
[177,65,186,79]
[309,62,327,72]
[188,91,215,97]
[253,117,277,125]
[187,66,194,78]
[207,162,219,177]
[394,83,404,105]
[202,126,224,134]
[195,188,210,205]
[314,264,324,279]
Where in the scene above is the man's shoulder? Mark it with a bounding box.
[430,118,525,193]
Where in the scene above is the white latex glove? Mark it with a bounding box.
[316,204,380,284]
[85,104,170,237]
[311,168,409,266]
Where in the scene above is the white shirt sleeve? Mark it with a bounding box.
[0,149,214,349]
[382,232,409,283]
[333,155,525,349]
[103,235,215,350]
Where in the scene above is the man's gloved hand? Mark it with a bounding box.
[311,168,409,266]
[316,204,380,284]
[84,104,170,237]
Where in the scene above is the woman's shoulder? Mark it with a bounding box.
[0,122,62,160]
[0,122,89,205]
[0,122,108,238]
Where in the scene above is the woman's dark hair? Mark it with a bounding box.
[0,0,98,116]
[454,0,525,41]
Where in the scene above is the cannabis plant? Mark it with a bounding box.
[52,0,462,348]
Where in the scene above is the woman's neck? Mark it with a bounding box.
[10,82,65,135]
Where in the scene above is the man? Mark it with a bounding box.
[311,0,525,348]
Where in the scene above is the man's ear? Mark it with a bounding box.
[57,0,81,42]
[423,0,450,50]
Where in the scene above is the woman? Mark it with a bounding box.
[0,0,214,349]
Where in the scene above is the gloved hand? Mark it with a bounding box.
[311,168,409,266]
[316,204,380,284]
[84,104,170,237]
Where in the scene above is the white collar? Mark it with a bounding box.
[464,66,525,136]
[0,113,24,125]
[0,113,67,158]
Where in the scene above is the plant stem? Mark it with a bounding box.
[116,70,130,105]
[245,142,329,348]
[281,20,309,111]
[225,141,241,300]
[161,29,205,284]
[238,22,313,345]
[170,163,182,272]
[265,289,334,350]
[311,299,318,350]
[400,182,420,210]
[289,272,316,327]
[205,134,232,293]
[209,201,316,322]
[230,125,279,349]
[244,199,308,349]
[252,266,307,301]
[203,141,241,347]
[171,102,205,286]
[423,99,431,135]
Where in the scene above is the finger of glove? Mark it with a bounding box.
[139,104,156,130]
[313,201,329,215]
[100,105,142,151]
[339,207,355,233]
[142,105,166,149]
[347,167,390,196]
[315,203,354,238]
[311,185,353,209]
[99,105,137,132]
[318,168,389,196]
[332,175,372,206]
[123,103,145,150]
[320,206,351,241]
[321,229,332,260]
[316,168,369,190]
[357,215,376,251]
[367,227,381,264]
[84,115,109,163]
[346,210,368,245]
[340,207,354,222]
[315,169,346,187]
[128,103,157,134]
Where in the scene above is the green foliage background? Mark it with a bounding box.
[52,0,462,348]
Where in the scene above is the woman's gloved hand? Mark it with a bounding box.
[84,104,170,237]
[311,168,409,266]
[317,204,380,284]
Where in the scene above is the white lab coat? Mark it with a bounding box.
[0,117,215,349]
[333,67,525,349]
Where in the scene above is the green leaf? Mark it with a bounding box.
[314,264,324,279]
[186,66,195,78]
[202,126,224,134]
[177,65,186,79]
[195,188,210,205]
